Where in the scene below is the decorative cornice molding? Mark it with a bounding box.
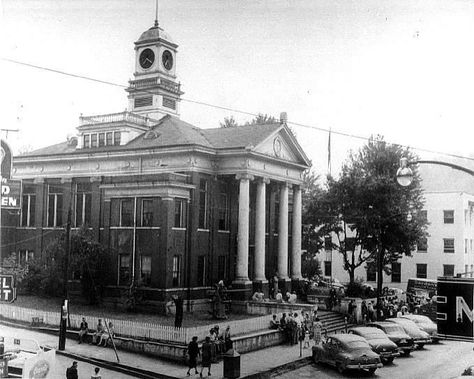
[235,173,254,181]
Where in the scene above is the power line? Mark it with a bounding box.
[3,57,474,163]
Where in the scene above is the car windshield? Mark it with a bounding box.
[384,325,404,333]
[346,341,369,349]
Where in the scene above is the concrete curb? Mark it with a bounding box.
[241,356,312,379]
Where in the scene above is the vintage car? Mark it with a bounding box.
[367,321,415,356]
[312,333,382,374]
[400,314,440,343]
[348,326,399,364]
[386,317,432,348]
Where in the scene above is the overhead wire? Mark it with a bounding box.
[3,57,474,163]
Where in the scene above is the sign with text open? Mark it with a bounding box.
[0,275,16,302]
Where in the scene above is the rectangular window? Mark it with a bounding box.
[466,239,469,254]
[324,261,332,277]
[21,193,36,227]
[120,199,134,227]
[98,133,105,147]
[114,131,121,146]
[174,199,187,228]
[444,210,454,224]
[392,262,401,283]
[367,264,376,282]
[106,132,113,146]
[141,199,153,227]
[140,255,151,286]
[197,255,206,286]
[471,239,473,254]
[443,238,455,253]
[18,250,34,266]
[75,183,92,227]
[198,179,208,229]
[416,263,427,279]
[162,97,176,110]
[47,185,63,227]
[134,96,153,108]
[218,256,228,281]
[417,237,428,252]
[83,134,90,149]
[91,134,98,148]
[420,210,427,222]
[324,236,332,251]
[443,264,455,277]
[218,193,229,231]
[172,255,181,287]
[119,255,131,285]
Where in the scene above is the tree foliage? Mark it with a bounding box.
[306,136,428,286]
[21,227,112,303]
[219,116,238,128]
[219,113,278,128]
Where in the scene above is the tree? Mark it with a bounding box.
[306,136,428,290]
[244,113,277,125]
[219,116,238,128]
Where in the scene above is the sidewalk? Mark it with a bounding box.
[1,321,313,379]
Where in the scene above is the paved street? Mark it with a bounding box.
[273,340,474,379]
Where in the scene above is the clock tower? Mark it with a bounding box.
[126,19,183,120]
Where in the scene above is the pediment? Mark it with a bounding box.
[253,126,310,166]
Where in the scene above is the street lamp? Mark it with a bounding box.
[396,158,413,187]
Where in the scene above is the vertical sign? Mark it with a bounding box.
[437,276,474,341]
[0,275,16,303]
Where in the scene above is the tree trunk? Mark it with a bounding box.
[377,247,384,309]
[349,268,355,284]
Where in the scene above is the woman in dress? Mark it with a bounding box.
[200,336,212,377]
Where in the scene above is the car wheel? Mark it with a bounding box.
[368,368,377,375]
[313,353,320,364]
[337,363,345,374]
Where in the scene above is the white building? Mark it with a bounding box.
[328,162,474,290]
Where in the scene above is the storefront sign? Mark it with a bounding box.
[1,178,21,209]
[0,275,16,303]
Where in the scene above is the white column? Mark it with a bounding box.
[254,178,269,281]
[278,183,289,279]
[235,173,253,282]
[291,185,302,280]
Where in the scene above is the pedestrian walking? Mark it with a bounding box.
[186,336,200,376]
[200,336,212,377]
[66,361,78,379]
[313,317,323,345]
[91,367,101,379]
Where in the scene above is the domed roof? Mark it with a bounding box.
[136,22,175,45]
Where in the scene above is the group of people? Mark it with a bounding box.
[185,325,233,377]
[78,317,115,347]
[66,362,101,379]
[358,298,411,323]
[270,308,324,347]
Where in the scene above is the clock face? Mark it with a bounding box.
[139,48,155,69]
[273,137,282,157]
[162,50,173,70]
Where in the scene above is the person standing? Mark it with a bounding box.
[92,319,104,345]
[224,325,232,352]
[66,361,78,379]
[186,336,200,376]
[313,317,323,345]
[78,317,89,344]
[200,336,212,377]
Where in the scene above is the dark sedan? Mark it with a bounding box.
[312,334,382,374]
[367,321,415,356]
[349,326,399,364]
[386,317,432,348]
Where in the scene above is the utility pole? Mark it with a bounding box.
[59,193,72,350]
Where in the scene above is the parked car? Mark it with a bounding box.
[312,333,382,374]
[386,317,432,348]
[367,321,415,356]
[400,314,440,343]
[348,326,399,364]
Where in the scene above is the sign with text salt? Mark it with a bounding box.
[1,178,21,209]
[0,275,16,303]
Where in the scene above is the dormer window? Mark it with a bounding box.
[91,134,98,148]
[99,133,105,147]
[82,131,122,149]
[114,131,121,146]
[83,135,90,149]
[106,132,113,146]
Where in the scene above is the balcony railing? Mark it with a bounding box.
[128,77,181,93]
[79,111,158,127]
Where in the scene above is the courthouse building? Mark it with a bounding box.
[3,19,311,302]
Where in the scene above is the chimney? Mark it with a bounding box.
[280,112,288,124]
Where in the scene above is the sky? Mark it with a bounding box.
[2,0,474,177]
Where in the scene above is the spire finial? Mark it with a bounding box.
[154,0,159,27]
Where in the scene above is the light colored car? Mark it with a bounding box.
[312,334,382,374]
[400,314,440,343]
[386,317,431,348]
[348,327,399,364]
[367,322,415,356]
